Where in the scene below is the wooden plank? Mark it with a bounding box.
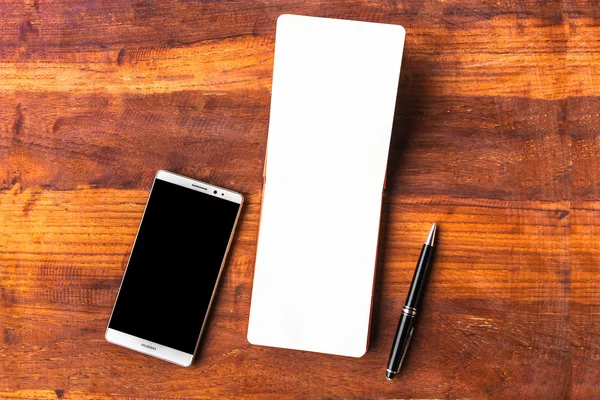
[2,94,598,196]
[1,189,599,398]
[0,2,598,99]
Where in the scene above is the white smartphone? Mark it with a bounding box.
[105,170,243,367]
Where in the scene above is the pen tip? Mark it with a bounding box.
[386,371,396,380]
[425,223,436,246]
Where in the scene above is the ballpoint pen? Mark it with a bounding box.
[386,223,436,380]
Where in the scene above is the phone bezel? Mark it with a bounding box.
[105,170,243,367]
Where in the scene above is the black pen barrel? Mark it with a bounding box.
[404,244,434,309]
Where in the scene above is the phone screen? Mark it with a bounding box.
[108,178,241,354]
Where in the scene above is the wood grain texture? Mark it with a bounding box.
[0,0,599,399]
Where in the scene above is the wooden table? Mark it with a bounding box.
[1,1,598,399]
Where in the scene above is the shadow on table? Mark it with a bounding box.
[369,43,435,351]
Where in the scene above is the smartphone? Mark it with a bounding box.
[105,170,243,367]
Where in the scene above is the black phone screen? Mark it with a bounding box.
[108,178,240,354]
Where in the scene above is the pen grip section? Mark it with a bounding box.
[386,312,415,374]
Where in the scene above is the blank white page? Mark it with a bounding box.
[248,14,405,357]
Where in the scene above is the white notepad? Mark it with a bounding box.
[248,15,405,357]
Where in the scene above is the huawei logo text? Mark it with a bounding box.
[141,343,157,351]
